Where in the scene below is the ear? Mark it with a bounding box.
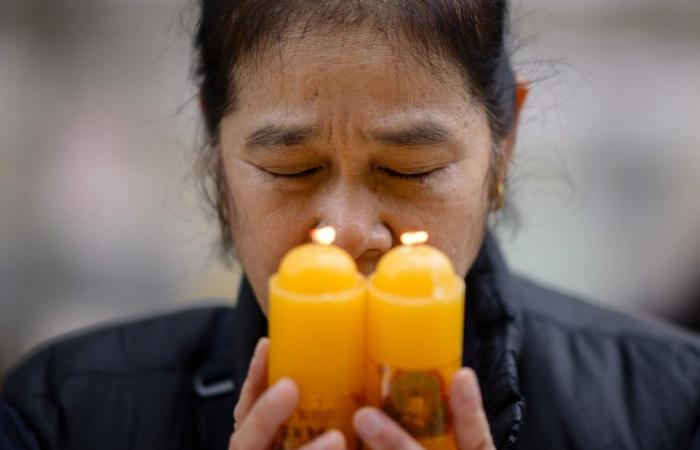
[499,74,529,174]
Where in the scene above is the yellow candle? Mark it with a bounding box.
[268,227,366,449]
[366,232,465,450]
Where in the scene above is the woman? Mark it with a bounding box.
[2,1,699,449]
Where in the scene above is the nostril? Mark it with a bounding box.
[356,251,382,276]
[356,261,376,277]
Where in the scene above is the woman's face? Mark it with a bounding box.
[219,28,505,313]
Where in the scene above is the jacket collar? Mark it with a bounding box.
[465,232,525,449]
[229,232,525,449]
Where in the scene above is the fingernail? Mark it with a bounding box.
[460,369,479,404]
[253,338,267,360]
[355,408,384,438]
[269,378,295,403]
[310,430,344,449]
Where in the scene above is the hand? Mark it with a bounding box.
[353,368,494,450]
[228,338,347,450]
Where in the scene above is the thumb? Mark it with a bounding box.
[449,368,495,450]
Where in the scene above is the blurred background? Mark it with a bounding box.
[1,0,699,378]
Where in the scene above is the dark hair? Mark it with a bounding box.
[194,0,517,255]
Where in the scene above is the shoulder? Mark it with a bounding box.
[2,304,234,448]
[511,274,700,356]
[511,276,700,449]
[4,304,234,388]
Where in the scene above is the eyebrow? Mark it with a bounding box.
[369,121,453,148]
[245,124,320,150]
[244,119,454,151]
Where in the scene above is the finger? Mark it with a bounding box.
[449,368,495,450]
[229,377,299,450]
[233,337,269,425]
[297,430,347,450]
[353,407,423,450]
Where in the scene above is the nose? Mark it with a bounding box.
[314,183,393,273]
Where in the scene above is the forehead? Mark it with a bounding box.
[233,26,475,120]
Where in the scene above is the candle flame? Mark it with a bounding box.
[400,231,429,246]
[311,226,336,245]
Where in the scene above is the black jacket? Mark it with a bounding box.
[2,234,700,449]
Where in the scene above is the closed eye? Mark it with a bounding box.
[379,167,440,180]
[267,167,322,179]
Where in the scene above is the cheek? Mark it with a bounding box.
[412,159,491,277]
[223,159,316,310]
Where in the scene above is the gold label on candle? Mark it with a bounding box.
[380,366,451,438]
[365,361,459,450]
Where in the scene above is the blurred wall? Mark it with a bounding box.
[503,0,700,317]
[0,0,241,377]
[1,0,699,377]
